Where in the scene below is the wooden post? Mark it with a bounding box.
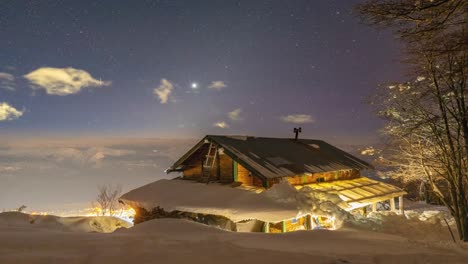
[306,215,312,230]
[311,216,316,230]
[281,221,287,233]
[262,178,269,188]
[263,222,270,233]
[372,203,377,212]
[390,198,396,212]
[398,196,404,215]
[216,151,220,180]
[232,161,238,182]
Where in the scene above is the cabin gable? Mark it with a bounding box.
[171,135,372,189]
[180,146,264,187]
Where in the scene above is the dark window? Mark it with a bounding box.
[316,177,325,183]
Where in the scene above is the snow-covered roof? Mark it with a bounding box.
[120,179,349,223]
[298,177,407,210]
[167,135,372,179]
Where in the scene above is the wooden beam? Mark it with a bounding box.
[399,196,404,215]
[347,190,406,203]
[306,215,312,230]
[216,150,220,180]
[390,198,396,212]
[263,222,270,233]
[331,182,381,192]
[304,182,380,193]
[372,203,377,212]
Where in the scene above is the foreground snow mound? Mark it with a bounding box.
[123,218,228,241]
[347,209,457,242]
[0,212,131,233]
[1,217,467,264]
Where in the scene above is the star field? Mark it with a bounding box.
[0,0,403,144]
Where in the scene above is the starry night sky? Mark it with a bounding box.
[0,0,404,144]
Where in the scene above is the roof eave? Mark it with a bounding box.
[166,136,209,173]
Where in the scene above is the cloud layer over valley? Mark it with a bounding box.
[0,137,196,212]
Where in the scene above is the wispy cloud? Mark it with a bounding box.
[0,72,15,91]
[280,114,314,124]
[153,79,174,104]
[0,72,14,81]
[208,81,227,91]
[0,102,23,121]
[213,121,229,128]
[24,67,110,96]
[48,147,137,168]
[228,108,242,121]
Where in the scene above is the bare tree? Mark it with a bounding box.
[357,0,466,41]
[17,205,27,212]
[358,0,467,241]
[94,184,122,216]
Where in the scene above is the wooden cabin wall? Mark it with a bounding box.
[209,152,221,181]
[237,163,252,185]
[338,169,361,180]
[183,163,202,179]
[235,163,263,187]
[267,178,282,187]
[265,169,360,188]
[182,148,265,186]
[266,216,307,233]
[283,169,360,186]
[252,176,263,187]
[285,217,307,231]
[182,144,223,181]
[219,154,234,183]
[182,145,209,180]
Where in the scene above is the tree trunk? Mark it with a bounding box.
[458,191,468,241]
[463,216,468,242]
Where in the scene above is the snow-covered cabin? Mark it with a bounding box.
[167,135,372,187]
[120,135,406,232]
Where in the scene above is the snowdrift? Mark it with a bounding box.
[0,212,131,233]
[2,217,467,264]
[119,179,350,224]
[346,200,459,242]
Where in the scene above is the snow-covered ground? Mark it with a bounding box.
[348,200,458,242]
[0,209,467,264]
[0,212,131,233]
